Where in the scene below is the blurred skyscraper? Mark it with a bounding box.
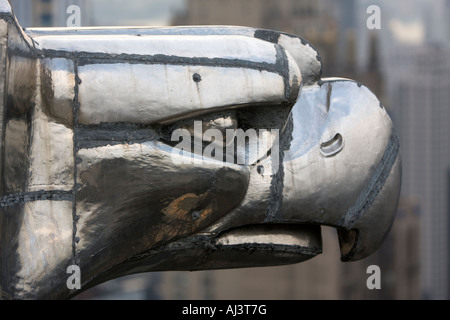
[9,0,93,28]
[386,44,450,299]
[173,0,339,76]
[354,0,450,300]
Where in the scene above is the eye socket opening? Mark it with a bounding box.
[320,133,344,157]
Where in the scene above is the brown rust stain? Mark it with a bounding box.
[161,192,209,222]
[153,192,217,244]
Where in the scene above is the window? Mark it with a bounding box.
[41,13,52,27]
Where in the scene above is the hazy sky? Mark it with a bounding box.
[91,0,185,26]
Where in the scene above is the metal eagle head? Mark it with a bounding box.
[0,0,401,299]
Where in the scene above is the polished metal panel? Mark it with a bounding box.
[0,0,401,299]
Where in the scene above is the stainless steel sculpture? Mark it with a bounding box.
[0,0,401,299]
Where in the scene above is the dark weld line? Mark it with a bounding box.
[274,45,291,102]
[264,114,294,222]
[0,13,36,53]
[338,133,400,229]
[0,19,8,198]
[40,49,283,73]
[0,190,73,207]
[10,45,285,79]
[71,60,81,268]
[75,123,160,150]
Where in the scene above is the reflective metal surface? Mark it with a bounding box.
[0,0,401,299]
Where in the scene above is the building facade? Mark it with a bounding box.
[173,0,339,76]
[9,0,92,28]
[353,0,450,300]
[386,44,450,299]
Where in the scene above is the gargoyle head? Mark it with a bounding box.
[0,0,401,299]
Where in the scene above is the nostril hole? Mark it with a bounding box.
[257,165,264,175]
[193,73,202,83]
[320,133,344,157]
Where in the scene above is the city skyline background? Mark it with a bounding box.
[7,0,450,300]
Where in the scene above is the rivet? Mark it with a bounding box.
[193,73,202,83]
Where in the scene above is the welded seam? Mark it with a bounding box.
[0,13,36,53]
[0,18,8,197]
[71,59,81,268]
[264,113,294,222]
[0,190,73,207]
[338,133,400,229]
[41,49,284,72]
[75,124,160,150]
[213,243,322,257]
[274,45,291,102]
[9,45,292,85]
